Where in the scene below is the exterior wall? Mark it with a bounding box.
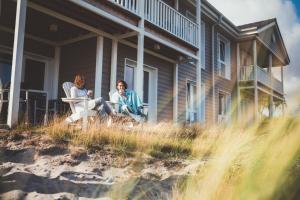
[58,37,96,98]
[101,38,112,101]
[201,19,214,124]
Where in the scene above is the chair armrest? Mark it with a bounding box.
[61,97,88,103]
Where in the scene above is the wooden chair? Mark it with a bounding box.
[61,82,97,131]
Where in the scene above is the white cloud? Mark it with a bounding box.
[207,0,300,110]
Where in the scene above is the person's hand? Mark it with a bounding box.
[87,90,93,97]
[121,104,128,111]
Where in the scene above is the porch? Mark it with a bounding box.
[237,39,286,120]
[0,0,193,127]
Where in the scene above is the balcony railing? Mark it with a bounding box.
[109,0,139,14]
[145,0,198,46]
[240,65,284,95]
[108,0,199,47]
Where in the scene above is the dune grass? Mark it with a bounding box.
[36,114,300,199]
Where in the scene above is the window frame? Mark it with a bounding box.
[217,34,231,80]
[217,90,231,123]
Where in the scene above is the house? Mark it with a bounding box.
[0,0,289,128]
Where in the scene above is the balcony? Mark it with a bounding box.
[239,65,284,95]
[108,0,199,47]
[109,0,139,14]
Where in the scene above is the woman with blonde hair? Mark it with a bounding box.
[71,74,113,116]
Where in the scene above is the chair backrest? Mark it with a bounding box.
[62,82,76,113]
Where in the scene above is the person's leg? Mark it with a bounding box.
[94,97,113,116]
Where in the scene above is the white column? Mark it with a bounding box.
[7,0,27,127]
[237,43,241,120]
[268,54,273,118]
[52,46,60,99]
[173,63,178,123]
[212,25,216,123]
[281,66,284,90]
[94,35,104,98]
[196,0,202,122]
[135,0,144,99]
[253,40,258,120]
[110,39,118,93]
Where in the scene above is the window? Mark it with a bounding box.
[186,82,206,123]
[201,21,206,69]
[217,34,231,79]
[218,91,231,123]
[186,81,197,123]
[124,65,134,90]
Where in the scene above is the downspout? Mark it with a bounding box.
[212,15,223,123]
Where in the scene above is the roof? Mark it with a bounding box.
[238,18,276,30]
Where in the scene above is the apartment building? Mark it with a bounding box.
[0,0,289,127]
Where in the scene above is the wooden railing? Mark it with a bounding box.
[108,0,138,14]
[145,0,199,46]
[239,65,284,95]
[108,0,199,46]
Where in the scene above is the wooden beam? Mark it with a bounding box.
[173,63,178,123]
[94,36,104,98]
[59,32,97,46]
[110,39,118,93]
[196,0,203,122]
[7,0,27,127]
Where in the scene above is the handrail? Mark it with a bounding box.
[239,65,284,94]
[108,0,138,14]
[144,0,199,46]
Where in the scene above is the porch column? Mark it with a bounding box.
[268,54,273,118]
[135,0,145,99]
[53,46,60,99]
[253,40,259,120]
[196,0,202,122]
[7,0,27,128]
[173,63,178,123]
[237,43,241,120]
[95,35,104,98]
[281,66,284,92]
[110,39,118,93]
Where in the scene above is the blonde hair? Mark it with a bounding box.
[74,74,85,89]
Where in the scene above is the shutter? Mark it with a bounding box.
[226,42,231,79]
[201,22,205,69]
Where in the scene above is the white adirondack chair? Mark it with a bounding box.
[61,82,97,131]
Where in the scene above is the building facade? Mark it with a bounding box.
[0,0,289,127]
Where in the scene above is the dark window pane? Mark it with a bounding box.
[0,62,11,87]
[24,59,45,90]
[220,41,225,61]
[125,65,134,90]
[143,71,149,103]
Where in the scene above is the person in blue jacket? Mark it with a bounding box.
[111,80,143,116]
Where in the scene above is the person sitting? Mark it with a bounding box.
[71,74,114,117]
[111,80,145,119]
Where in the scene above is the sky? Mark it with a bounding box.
[207,0,300,113]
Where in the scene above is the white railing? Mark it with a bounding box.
[240,65,255,81]
[145,0,199,46]
[239,65,284,94]
[108,0,138,14]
